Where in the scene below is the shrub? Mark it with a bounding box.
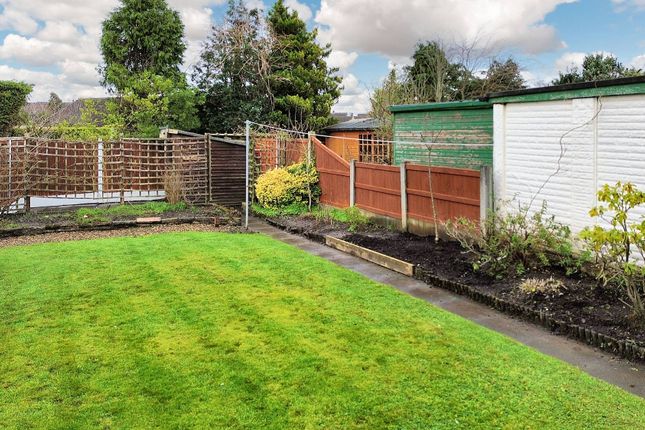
[580,182,645,323]
[519,277,566,296]
[255,162,319,209]
[163,169,184,204]
[310,206,371,231]
[446,202,583,279]
[0,81,32,136]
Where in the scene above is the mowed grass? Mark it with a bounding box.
[0,233,643,429]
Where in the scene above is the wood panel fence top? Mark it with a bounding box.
[313,137,350,208]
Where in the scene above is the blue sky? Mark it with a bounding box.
[0,0,644,113]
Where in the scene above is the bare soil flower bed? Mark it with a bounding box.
[265,214,645,361]
[0,202,240,238]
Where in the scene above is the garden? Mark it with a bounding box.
[1,232,644,428]
[252,162,645,362]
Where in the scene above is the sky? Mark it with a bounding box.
[0,0,644,114]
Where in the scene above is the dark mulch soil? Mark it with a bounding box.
[266,214,645,349]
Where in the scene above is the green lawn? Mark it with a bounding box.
[0,233,643,429]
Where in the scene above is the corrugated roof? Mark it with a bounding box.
[323,117,380,132]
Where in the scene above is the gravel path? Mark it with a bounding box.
[0,224,245,248]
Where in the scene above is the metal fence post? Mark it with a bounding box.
[349,159,356,207]
[245,120,250,229]
[480,165,493,225]
[400,161,408,232]
[307,132,313,165]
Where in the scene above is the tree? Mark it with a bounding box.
[0,81,32,136]
[552,53,643,85]
[193,0,272,133]
[99,0,199,135]
[267,0,341,130]
[99,0,185,92]
[479,58,526,94]
[406,41,461,102]
[47,92,63,113]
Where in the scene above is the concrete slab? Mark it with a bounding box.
[248,217,645,398]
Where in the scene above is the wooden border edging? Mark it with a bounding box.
[324,235,415,276]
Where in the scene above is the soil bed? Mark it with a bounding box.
[0,202,240,237]
[266,214,645,360]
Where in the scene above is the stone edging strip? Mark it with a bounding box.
[261,216,645,363]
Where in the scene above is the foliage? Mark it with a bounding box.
[519,277,566,297]
[0,80,32,136]
[310,206,371,232]
[255,162,320,209]
[1,233,644,428]
[112,71,201,136]
[267,0,341,131]
[99,0,185,92]
[446,202,584,279]
[406,41,461,103]
[251,201,309,217]
[48,99,124,141]
[478,58,526,94]
[99,0,200,135]
[580,182,645,322]
[552,53,643,85]
[193,0,272,133]
[163,170,184,204]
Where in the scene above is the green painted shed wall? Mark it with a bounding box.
[392,104,493,168]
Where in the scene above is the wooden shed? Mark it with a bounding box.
[390,100,493,169]
[321,118,390,164]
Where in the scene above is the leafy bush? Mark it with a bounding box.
[251,202,309,218]
[255,162,319,209]
[0,81,32,136]
[580,182,645,323]
[446,202,584,279]
[519,277,566,296]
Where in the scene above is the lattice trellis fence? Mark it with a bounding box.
[0,137,209,213]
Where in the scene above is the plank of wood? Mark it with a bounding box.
[325,236,415,277]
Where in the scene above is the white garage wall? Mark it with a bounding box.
[493,94,645,234]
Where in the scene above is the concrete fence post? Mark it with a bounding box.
[307,131,314,165]
[349,159,356,207]
[400,161,408,232]
[480,165,493,225]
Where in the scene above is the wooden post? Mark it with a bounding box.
[349,159,356,207]
[400,161,408,232]
[206,134,212,203]
[307,131,314,165]
[119,141,125,204]
[480,165,493,225]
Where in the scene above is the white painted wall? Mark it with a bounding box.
[493,94,645,234]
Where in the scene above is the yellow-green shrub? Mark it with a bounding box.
[255,163,320,209]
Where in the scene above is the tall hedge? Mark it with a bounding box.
[0,81,32,136]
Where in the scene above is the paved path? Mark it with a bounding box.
[248,217,645,398]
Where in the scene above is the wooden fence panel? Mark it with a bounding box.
[406,164,480,224]
[209,136,246,207]
[314,137,350,208]
[355,163,401,218]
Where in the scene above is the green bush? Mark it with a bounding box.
[0,81,32,136]
[446,202,584,279]
[255,162,320,209]
[580,182,645,323]
[310,206,371,231]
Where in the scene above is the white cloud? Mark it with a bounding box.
[334,73,371,114]
[631,54,645,69]
[554,52,586,72]
[0,64,106,101]
[611,0,645,11]
[327,50,358,70]
[316,0,575,60]
[285,0,312,21]
[245,0,266,11]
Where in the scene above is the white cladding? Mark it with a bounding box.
[493,94,645,234]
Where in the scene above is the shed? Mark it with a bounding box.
[487,76,645,233]
[321,118,390,164]
[389,100,493,168]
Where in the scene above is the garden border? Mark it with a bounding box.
[0,215,237,239]
[262,215,645,363]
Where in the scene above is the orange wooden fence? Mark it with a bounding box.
[313,137,350,208]
[315,136,483,228]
